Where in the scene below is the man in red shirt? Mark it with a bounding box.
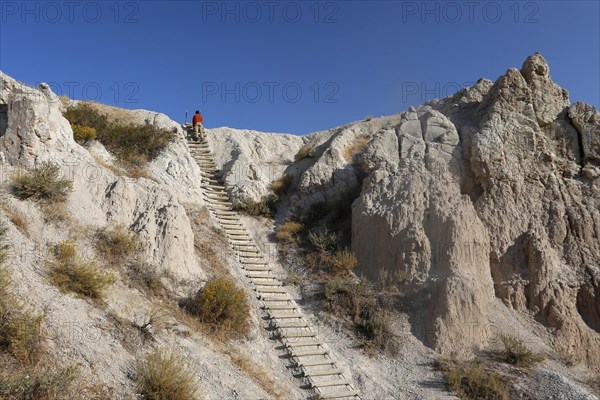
[192,110,204,140]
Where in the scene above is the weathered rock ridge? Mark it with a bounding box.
[211,53,600,369]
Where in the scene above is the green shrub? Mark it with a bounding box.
[188,278,249,335]
[294,143,315,161]
[329,248,358,273]
[95,224,138,265]
[10,161,73,202]
[48,241,115,299]
[275,221,303,243]
[441,361,509,400]
[0,366,79,400]
[308,229,338,253]
[234,194,279,218]
[270,174,292,195]
[499,335,544,367]
[135,349,198,400]
[72,124,97,144]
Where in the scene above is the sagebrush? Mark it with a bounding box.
[186,278,249,336]
[48,241,115,299]
[10,161,73,202]
[135,349,199,400]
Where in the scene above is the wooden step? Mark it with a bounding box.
[304,368,344,377]
[274,321,309,329]
[290,349,329,357]
[284,340,322,348]
[261,295,292,302]
[253,280,280,286]
[256,287,288,293]
[268,312,302,319]
[318,390,359,399]
[244,266,271,272]
[264,304,296,311]
[246,272,271,278]
[296,359,336,368]
[283,331,316,338]
[311,379,351,388]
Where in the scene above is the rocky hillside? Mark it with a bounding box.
[0,52,599,399]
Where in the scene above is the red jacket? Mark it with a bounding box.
[192,114,203,125]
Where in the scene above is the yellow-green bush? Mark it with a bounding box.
[10,161,73,202]
[72,124,97,144]
[48,241,115,300]
[275,221,303,243]
[135,349,199,400]
[190,278,249,334]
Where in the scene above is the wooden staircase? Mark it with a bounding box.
[188,137,361,400]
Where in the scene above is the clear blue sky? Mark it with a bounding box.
[1,1,598,135]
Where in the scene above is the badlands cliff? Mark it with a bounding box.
[0,52,599,399]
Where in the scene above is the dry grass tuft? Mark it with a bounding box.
[294,143,315,161]
[275,221,303,243]
[228,351,288,399]
[343,135,370,162]
[94,224,138,266]
[135,349,199,400]
[10,161,73,202]
[0,366,79,400]
[270,174,292,195]
[47,241,115,300]
[439,359,509,400]
[499,335,544,367]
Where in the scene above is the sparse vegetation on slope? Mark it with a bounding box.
[48,241,115,300]
[64,102,176,171]
[10,161,73,202]
[94,224,138,266]
[135,349,199,400]
[0,366,79,400]
[270,174,292,195]
[234,194,279,218]
[0,224,44,366]
[343,135,370,162]
[294,143,315,161]
[439,359,509,400]
[275,221,303,243]
[499,335,544,367]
